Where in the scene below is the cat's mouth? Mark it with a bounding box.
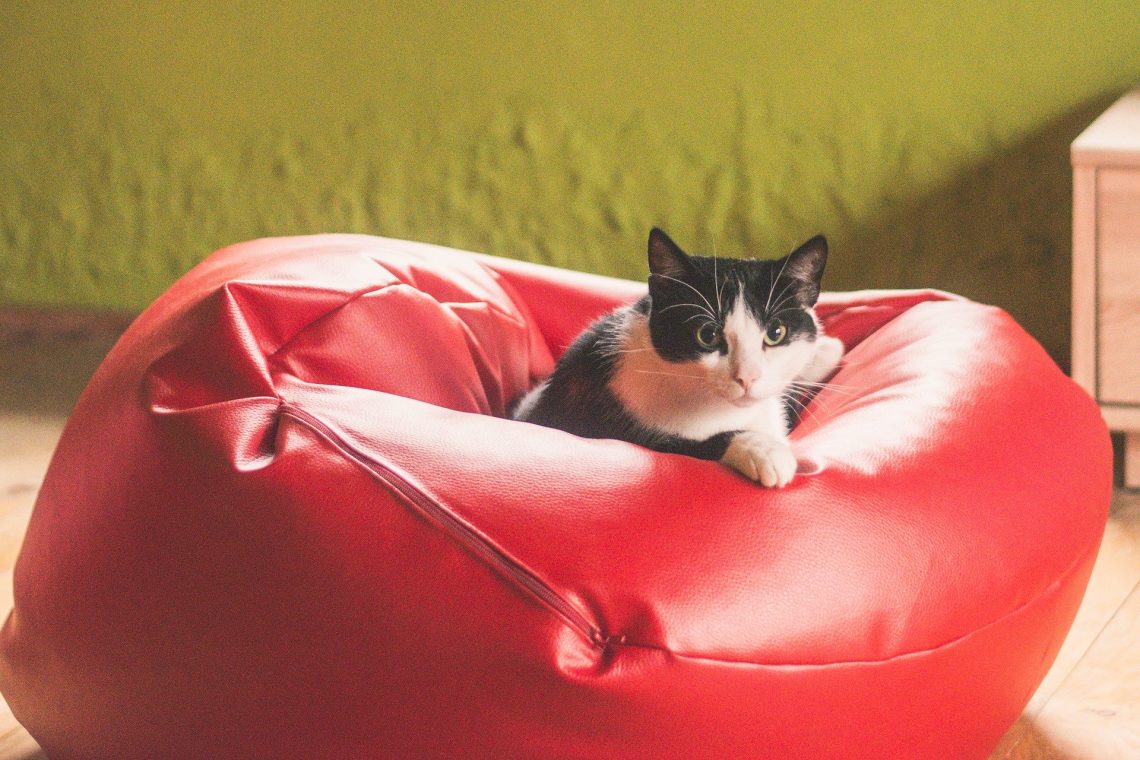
[724,390,764,407]
[721,385,781,406]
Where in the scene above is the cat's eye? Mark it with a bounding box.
[695,323,722,350]
[764,320,788,347]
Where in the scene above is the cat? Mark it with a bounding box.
[512,228,844,487]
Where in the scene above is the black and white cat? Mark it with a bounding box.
[513,228,844,487]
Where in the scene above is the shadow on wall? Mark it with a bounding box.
[838,94,1120,368]
[0,87,1124,368]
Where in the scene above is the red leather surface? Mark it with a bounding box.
[0,234,1111,759]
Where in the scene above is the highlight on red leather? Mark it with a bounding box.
[0,234,1111,759]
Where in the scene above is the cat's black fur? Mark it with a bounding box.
[517,295,739,459]
[513,228,829,462]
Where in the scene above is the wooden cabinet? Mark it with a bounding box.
[1072,90,1140,488]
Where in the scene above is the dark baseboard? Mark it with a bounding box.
[0,307,137,340]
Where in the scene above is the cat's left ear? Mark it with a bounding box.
[647,227,695,281]
[785,235,828,306]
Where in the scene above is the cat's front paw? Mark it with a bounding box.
[720,432,797,488]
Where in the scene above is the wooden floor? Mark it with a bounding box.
[0,326,1137,759]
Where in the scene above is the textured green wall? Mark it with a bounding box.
[3,2,1139,360]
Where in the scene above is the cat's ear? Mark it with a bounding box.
[785,235,828,305]
[647,228,695,281]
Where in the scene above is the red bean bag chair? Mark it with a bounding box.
[0,234,1111,759]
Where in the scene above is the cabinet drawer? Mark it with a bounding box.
[1098,167,1140,404]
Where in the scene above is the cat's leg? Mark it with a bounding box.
[798,335,844,384]
[721,430,797,487]
[719,399,796,487]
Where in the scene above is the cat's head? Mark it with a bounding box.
[645,227,828,406]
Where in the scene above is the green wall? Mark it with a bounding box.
[3,2,1139,361]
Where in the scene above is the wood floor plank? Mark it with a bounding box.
[1025,492,1140,716]
[1030,576,1140,759]
[991,494,1140,759]
[0,414,65,495]
[0,501,34,575]
[989,717,1070,760]
[0,694,44,760]
[0,414,64,760]
[0,577,41,759]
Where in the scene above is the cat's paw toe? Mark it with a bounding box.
[721,433,797,488]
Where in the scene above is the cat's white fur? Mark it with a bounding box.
[609,287,843,487]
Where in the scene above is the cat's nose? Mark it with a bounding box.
[734,370,759,394]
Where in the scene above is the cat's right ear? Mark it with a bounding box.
[648,228,694,280]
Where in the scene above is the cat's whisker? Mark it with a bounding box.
[785,395,844,430]
[717,275,731,316]
[830,358,868,374]
[768,296,799,320]
[788,377,854,399]
[781,393,813,420]
[783,395,810,416]
[788,380,858,397]
[787,387,856,405]
[659,302,711,315]
[633,370,706,380]
[658,301,716,323]
[764,249,795,315]
[793,389,857,401]
[763,308,801,328]
[782,391,828,428]
[798,382,857,396]
[655,274,717,320]
[766,280,799,320]
[711,234,729,319]
[711,236,723,314]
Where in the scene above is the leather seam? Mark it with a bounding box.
[611,532,1102,668]
[263,282,401,361]
[278,402,1105,669]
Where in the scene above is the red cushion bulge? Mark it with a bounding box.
[0,234,1111,759]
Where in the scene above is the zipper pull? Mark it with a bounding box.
[590,629,628,650]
